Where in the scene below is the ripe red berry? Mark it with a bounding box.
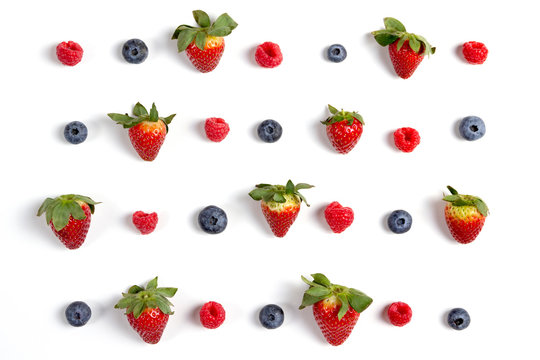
[56,41,84,66]
[394,127,420,152]
[205,117,230,142]
[462,41,488,65]
[324,201,354,233]
[255,42,283,68]
[199,301,226,329]
[132,211,158,235]
[387,301,412,327]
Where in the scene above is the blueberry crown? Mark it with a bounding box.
[172,10,238,52]
[371,17,435,56]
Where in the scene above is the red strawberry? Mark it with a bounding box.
[249,180,313,237]
[322,105,364,154]
[37,194,99,249]
[443,186,489,244]
[372,17,435,79]
[172,10,238,73]
[324,202,354,233]
[108,103,175,161]
[114,276,178,344]
[300,273,372,346]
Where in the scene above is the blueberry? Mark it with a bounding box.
[198,205,228,234]
[259,304,284,329]
[327,44,347,63]
[387,210,412,234]
[122,39,148,64]
[257,120,282,143]
[447,308,471,330]
[64,121,88,144]
[459,116,485,141]
[65,301,91,327]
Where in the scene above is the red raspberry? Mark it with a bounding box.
[324,201,354,233]
[132,211,158,235]
[56,41,84,66]
[462,41,488,65]
[388,301,412,327]
[394,127,420,153]
[205,117,230,142]
[255,42,283,68]
[199,301,226,329]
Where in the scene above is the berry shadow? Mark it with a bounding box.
[310,107,335,154]
[192,119,207,140]
[313,203,332,233]
[386,130,399,152]
[381,212,391,232]
[245,45,259,67]
[44,43,61,65]
[190,304,202,326]
[453,118,463,139]
[454,44,465,63]
[113,40,125,63]
[362,33,395,77]
[429,197,455,245]
[380,304,390,324]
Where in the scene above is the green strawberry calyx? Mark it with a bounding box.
[443,185,489,216]
[114,276,178,319]
[322,104,364,126]
[249,180,314,207]
[37,194,100,232]
[171,10,238,53]
[299,273,373,321]
[107,103,175,132]
[371,17,435,56]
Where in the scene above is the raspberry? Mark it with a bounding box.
[393,127,420,152]
[324,201,354,233]
[255,42,283,68]
[387,301,412,327]
[200,301,226,329]
[462,41,488,65]
[205,118,230,142]
[132,211,158,235]
[56,41,84,66]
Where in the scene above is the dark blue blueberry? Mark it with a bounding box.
[65,301,91,327]
[447,308,471,330]
[257,120,282,143]
[259,304,284,329]
[64,121,88,144]
[459,116,485,141]
[198,205,228,234]
[387,210,412,234]
[327,44,347,63]
[122,39,148,64]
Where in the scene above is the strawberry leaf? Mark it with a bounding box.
[155,287,178,298]
[328,104,338,115]
[149,103,158,122]
[306,286,332,297]
[443,195,460,202]
[162,114,176,124]
[132,301,144,319]
[474,198,489,216]
[285,180,295,194]
[299,293,326,309]
[155,296,173,315]
[146,277,158,290]
[195,31,207,50]
[176,29,197,52]
[133,103,148,116]
[37,198,54,216]
[384,17,406,32]
[373,32,399,47]
[52,203,71,231]
[114,296,132,309]
[397,35,407,51]
[311,273,331,287]
[409,35,421,53]
[273,192,286,202]
[68,201,86,220]
[208,26,232,37]
[128,285,144,294]
[192,10,211,28]
[337,294,349,320]
[295,183,314,190]
[249,188,269,201]
[348,293,373,314]
[213,13,238,31]
[171,25,194,40]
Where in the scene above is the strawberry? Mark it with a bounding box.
[249,180,313,237]
[322,104,364,154]
[300,273,372,346]
[443,186,489,244]
[371,17,435,79]
[108,103,175,161]
[37,194,99,249]
[172,10,238,73]
[114,276,177,344]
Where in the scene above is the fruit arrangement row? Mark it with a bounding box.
[64,275,471,346]
[55,13,488,78]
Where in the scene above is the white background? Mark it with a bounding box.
[1,0,538,358]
